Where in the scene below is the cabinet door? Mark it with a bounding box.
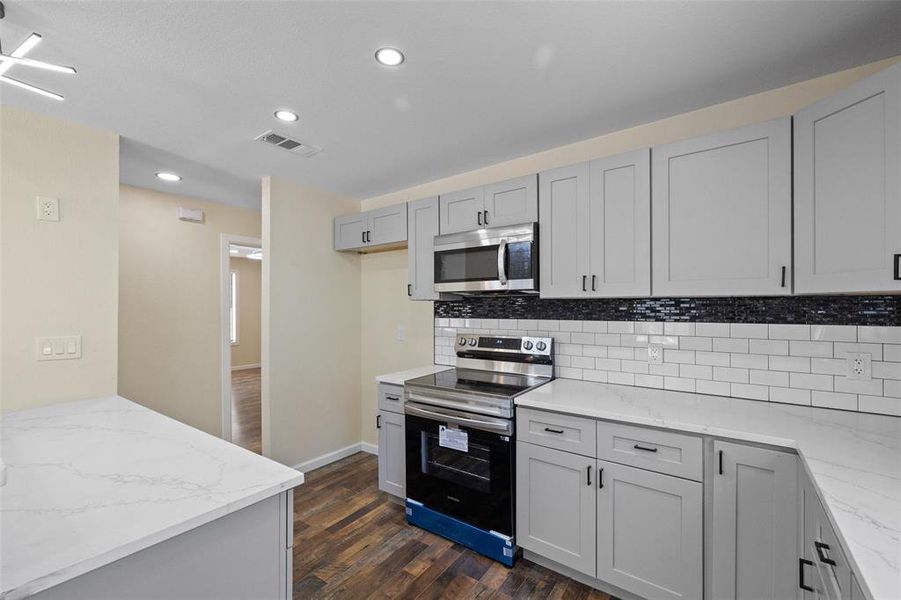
[516,441,596,576]
[652,118,792,296]
[407,196,440,300]
[588,149,651,297]
[596,460,702,600]
[711,441,798,600]
[377,411,405,498]
[439,186,484,234]
[795,63,901,294]
[483,174,538,228]
[334,213,367,251]
[367,204,408,246]
[801,478,853,600]
[539,163,591,298]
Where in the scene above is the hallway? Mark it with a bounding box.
[231,367,262,454]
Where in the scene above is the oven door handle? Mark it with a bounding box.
[497,239,508,286]
[405,404,512,435]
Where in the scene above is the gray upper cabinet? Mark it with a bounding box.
[439,175,538,234]
[652,118,792,296]
[711,441,798,600]
[588,149,651,296]
[596,460,702,600]
[482,174,538,228]
[540,150,650,298]
[333,203,407,252]
[407,196,440,300]
[539,163,591,298]
[516,441,596,577]
[794,63,901,294]
[334,213,367,251]
[439,186,484,234]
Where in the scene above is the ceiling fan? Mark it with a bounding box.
[0,1,76,101]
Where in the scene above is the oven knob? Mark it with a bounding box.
[523,340,533,350]
[458,337,466,346]
[468,337,478,346]
[536,341,547,352]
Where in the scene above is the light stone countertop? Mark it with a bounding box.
[0,396,305,600]
[375,364,452,386]
[516,379,901,600]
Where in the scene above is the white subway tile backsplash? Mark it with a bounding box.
[713,337,749,353]
[789,372,833,391]
[696,351,731,367]
[810,325,857,342]
[679,336,712,351]
[749,339,789,356]
[696,322,729,337]
[812,391,857,411]
[436,318,900,416]
[771,387,811,406]
[731,383,768,401]
[858,326,901,344]
[730,353,769,370]
[730,323,768,338]
[768,324,810,340]
[789,341,833,358]
[696,380,731,396]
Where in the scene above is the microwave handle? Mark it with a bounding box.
[497,239,508,286]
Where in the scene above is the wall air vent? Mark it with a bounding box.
[254,130,321,157]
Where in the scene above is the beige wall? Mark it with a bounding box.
[118,185,260,435]
[0,106,119,412]
[358,56,901,445]
[263,176,362,467]
[230,256,262,368]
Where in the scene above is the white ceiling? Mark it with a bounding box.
[2,1,901,210]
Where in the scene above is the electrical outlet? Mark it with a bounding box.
[845,352,872,381]
[36,196,59,222]
[647,343,663,365]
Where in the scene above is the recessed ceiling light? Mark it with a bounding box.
[375,47,404,67]
[156,172,182,182]
[274,109,298,122]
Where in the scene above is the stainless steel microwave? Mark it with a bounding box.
[433,222,538,293]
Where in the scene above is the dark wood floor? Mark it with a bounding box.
[231,367,262,454]
[292,452,613,600]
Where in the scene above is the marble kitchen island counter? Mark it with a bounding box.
[516,379,900,600]
[0,396,304,600]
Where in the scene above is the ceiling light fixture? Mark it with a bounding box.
[0,13,74,101]
[155,172,182,182]
[375,47,404,67]
[274,109,298,122]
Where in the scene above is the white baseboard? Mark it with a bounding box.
[361,442,378,455]
[292,441,374,473]
[231,363,261,371]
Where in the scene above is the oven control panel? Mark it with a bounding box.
[455,335,553,356]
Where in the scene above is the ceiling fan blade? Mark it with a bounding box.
[0,54,75,74]
[0,74,63,100]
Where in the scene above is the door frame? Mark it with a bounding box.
[220,233,263,443]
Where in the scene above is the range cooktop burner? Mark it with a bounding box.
[406,368,550,400]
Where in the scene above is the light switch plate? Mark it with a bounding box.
[37,196,60,222]
[36,336,81,361]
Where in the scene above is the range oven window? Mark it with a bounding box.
[423,431,491,494]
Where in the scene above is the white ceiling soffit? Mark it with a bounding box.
[2,1,901,211]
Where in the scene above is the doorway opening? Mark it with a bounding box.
[220,234,263,454]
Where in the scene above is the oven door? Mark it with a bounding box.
[433,223,537,293]
[404,402,514,536]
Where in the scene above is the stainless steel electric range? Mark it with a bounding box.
[403,334,554,566]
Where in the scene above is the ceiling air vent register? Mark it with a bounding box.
[255,131,321,157]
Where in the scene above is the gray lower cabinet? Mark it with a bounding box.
[516,441,596,576]
[407,196,440,300]
[794,62,901,294]
[711,441,798,600]
[596,460,703,600]
[801,476,854,600]
[377,410,405,498]
[334,203,407,251]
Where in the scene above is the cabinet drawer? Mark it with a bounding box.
[596,421,702,481]
[517,408,596,457]
[378,383,404,414]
